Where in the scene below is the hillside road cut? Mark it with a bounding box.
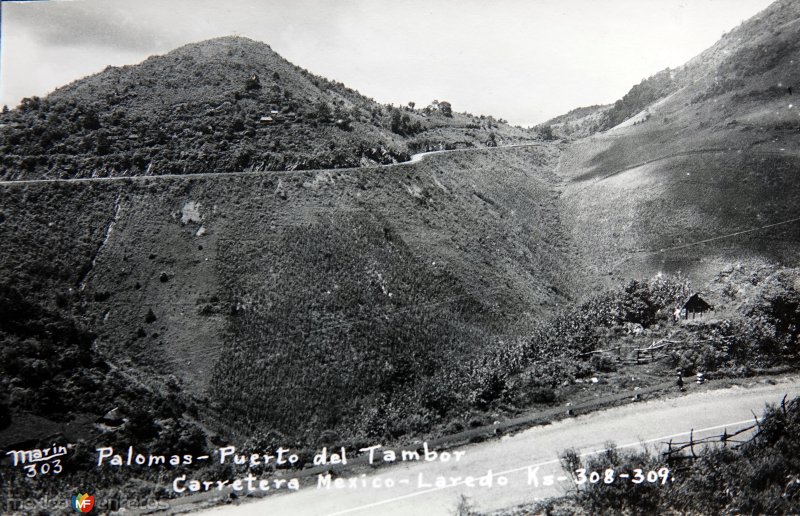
[195,377,800,516]
[0,142,545,186]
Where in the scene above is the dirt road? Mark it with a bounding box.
[196,378,800,516]
[0,143,543,186]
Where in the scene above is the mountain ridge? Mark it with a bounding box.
[546,0,799,137]
[0,36,535,180]
[1,2,800,509]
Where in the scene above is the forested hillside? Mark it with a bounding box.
[0,37,534,180]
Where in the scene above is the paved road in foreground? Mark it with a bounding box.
[198,377,800,516]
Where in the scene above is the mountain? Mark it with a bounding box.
[0,144,575,477]
[551,0,799,139]
[0,36,534,180]
[1,1,800,507]
[557,0,800,288]
[541,104,611,139]
[0,39,556,468]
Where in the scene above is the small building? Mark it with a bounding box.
[259,116,274,124]
[682,293,713,319]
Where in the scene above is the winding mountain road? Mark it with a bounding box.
[194,378,800,516]
[0,142,543,186]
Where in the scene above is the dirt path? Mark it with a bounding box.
[187,378,800,516]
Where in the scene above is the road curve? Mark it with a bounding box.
[196,377,800,516]
[0,142,543,187]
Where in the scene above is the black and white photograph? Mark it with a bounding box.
[1,0,799,514]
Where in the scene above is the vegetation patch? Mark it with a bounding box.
[522,397,800,516]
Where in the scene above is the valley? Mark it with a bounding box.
[1,0,799,513]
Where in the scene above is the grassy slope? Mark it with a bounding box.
[556,0,800,290]
[0,145,576,445]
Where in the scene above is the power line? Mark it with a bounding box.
[651,215,800,254]
[607,213,800,274]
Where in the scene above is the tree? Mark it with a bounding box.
[439,101,453,117]
[390,110,403,133]
[19,96,41,112]
[389,108,422,136]
[315,101,332,122]
[80,109,101,130]
[334,105,352,130]
[245,73,261,91]
[408,101,415,110]
[95,130,111,155]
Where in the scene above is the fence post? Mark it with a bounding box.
[752,410,762,434]
[690,429,697,459]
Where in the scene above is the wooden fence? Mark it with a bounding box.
[661,395,794,461]
[579,335,736,365]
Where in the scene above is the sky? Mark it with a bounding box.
[0,0,776,126]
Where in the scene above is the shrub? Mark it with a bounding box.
[0,400,11,430]
[244,74,261,91]
[388,108,423,136]
[529,387,557,404]
[540,398,800,515]
[591,353,618,373]
[538,124,555,140]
